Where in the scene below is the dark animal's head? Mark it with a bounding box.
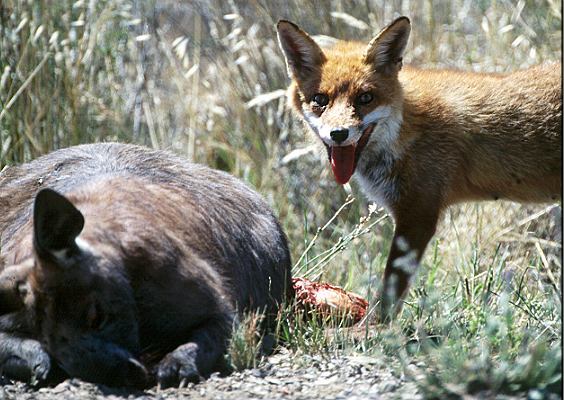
[2,188,147,386]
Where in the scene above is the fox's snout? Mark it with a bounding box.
[330,128,349,144]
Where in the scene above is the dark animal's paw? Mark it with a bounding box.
[24,340,51,383]
[31,352,51,383]
[156,343,201,388]
[1,340,51,384]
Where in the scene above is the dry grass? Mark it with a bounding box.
[1,0,561,397]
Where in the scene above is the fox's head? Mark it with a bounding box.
[0,188,147,386]
[277,17,410,184]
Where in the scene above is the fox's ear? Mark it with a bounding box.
[277,20,326,81]
[33,188,84,263]
[364,16,410,74]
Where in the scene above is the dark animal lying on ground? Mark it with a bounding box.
[0,143,293,388]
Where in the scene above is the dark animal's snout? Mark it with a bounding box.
[56,337,148,387]
[330,128,349,143]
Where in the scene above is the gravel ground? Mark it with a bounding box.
[0,349,423,400]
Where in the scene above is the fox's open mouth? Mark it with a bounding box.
[325,124,375,184]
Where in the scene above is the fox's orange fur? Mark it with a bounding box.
[277,16,562,316]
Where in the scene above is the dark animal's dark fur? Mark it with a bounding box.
[0,143,293,387]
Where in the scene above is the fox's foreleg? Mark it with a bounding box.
[380,206,439,320]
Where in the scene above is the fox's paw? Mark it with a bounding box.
[1,340,51,385]
[156,343,201,388]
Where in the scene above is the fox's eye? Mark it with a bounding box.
[312,93,329,107]
[357,92,373,105]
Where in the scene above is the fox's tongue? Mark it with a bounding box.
[330,145,356,185]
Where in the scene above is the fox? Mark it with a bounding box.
[276,16,562,316]
[0,143,293,387]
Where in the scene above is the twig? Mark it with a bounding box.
[0,52,51,123]
[293,195,355,272]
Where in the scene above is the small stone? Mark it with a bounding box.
[380,381,399,392]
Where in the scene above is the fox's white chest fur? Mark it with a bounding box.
[353,106,404,212]
[354,143,400,212]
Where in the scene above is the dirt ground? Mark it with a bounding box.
[0,350,424,400]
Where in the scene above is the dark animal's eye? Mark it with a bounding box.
[87,301,105,330]
[312,93,329,107]
[357,92,373,105]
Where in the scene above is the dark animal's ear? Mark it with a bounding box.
[33,188,84,262]
[363,16,411,74]
[277,20,326,81]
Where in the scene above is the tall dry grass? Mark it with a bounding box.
[1,1,560,257]
[1,0,561,396]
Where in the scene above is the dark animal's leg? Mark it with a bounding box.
[156,318,231,388]
[0,332,51,384]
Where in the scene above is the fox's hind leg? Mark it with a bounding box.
[156,317,231,388]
